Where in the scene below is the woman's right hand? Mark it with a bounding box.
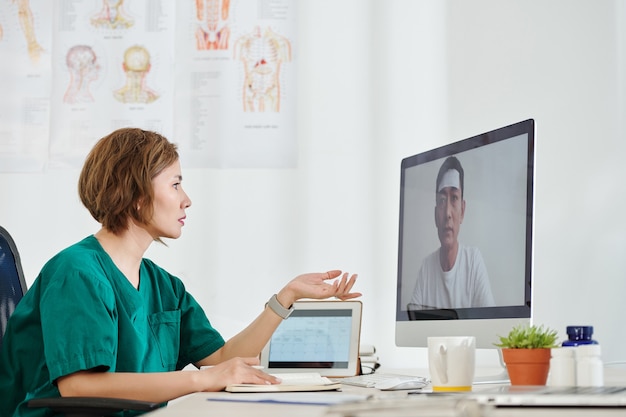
[276,270,361,309]
[198,357,280,391]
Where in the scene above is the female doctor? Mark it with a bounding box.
[0,128,360,416]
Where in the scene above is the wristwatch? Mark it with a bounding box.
[266,294,294,319]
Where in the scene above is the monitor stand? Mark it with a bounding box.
[473,349,510,385]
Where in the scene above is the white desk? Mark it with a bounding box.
[144,367,626,417]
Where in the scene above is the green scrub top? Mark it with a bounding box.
[0,235,225,417]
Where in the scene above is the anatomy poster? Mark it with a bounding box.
[0,0,52,172]
[49,0,176,168]
[0,0,297,171]
[175,0,296,168]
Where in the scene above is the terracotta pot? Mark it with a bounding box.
[501,348,551,385]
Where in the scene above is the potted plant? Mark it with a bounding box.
[494,324,559,385]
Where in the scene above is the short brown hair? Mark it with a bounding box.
[78,128,179,234]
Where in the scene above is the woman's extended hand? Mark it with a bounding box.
[276,270,361,308]
[202,271,361,366]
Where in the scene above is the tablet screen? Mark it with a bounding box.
[260,301,362,377]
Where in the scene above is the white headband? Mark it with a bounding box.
[437,169,460,192]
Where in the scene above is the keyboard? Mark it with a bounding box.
[340,373,430,390]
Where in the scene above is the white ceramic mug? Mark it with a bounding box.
[427,336,476,391]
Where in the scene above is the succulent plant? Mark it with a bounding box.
[494,324,559,349]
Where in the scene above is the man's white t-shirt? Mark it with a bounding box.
[410,243,495,309]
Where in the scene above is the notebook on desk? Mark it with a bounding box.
[260,300,362,378]
[469,385,626,407]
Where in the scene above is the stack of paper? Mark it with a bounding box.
[359,344,380,373]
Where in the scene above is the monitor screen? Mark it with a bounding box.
[395,119,535,350]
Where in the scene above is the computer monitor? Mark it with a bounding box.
[395,119,535,368]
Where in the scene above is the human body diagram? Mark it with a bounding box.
[113,45,159,104]
[91,0,134,29]
[233,26,292,112]
[195,0,230,50]
[10,0,44,63]
[63,45,101,104]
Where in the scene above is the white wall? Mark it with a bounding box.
[1,0,624,370]
[441,0,626,367]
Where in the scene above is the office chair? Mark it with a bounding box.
[0,226,27,343]
[0,226,160,416]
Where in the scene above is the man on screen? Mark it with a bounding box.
[410,156,495,309]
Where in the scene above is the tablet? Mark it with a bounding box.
[260,300,362,377]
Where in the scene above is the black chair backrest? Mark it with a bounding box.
[0,226,27,344]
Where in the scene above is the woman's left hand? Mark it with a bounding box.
[276,270,361,308]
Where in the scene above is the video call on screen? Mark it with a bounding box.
[397,125,533,322]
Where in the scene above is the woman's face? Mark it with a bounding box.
[147,160,192,239]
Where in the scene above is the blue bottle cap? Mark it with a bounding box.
[566,326,594,340]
